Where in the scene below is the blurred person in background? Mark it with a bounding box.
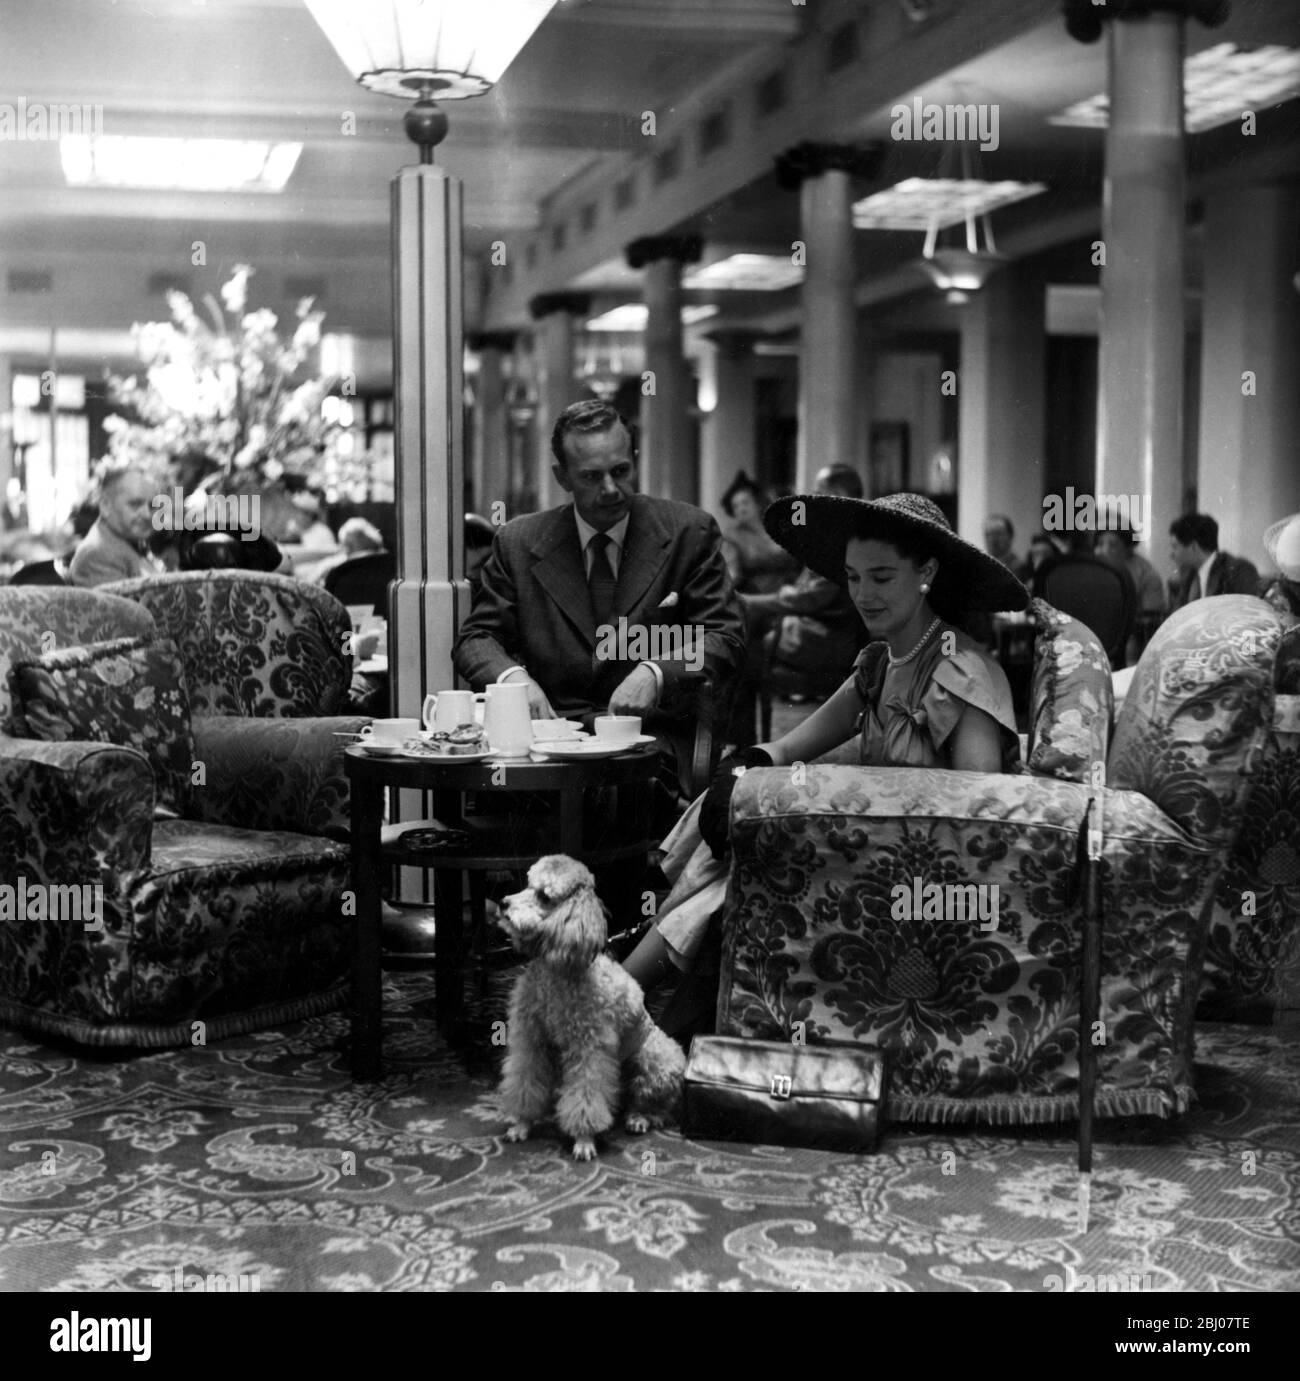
[67,458,169,587]
[718,472,799,595]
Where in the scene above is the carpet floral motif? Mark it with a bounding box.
[1,973,1296,1292]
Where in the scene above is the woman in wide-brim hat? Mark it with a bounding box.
[622,491,1029,1027]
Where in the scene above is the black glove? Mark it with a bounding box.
[699,747,774,861]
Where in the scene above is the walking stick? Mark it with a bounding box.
[1077,786,1105,1234]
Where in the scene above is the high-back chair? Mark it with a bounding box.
[101,569,353,717]
[717,595,1281,1124]
[324,550,396,614]
[1033,551,1137,667]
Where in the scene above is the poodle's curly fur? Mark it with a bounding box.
[497,854,685,1161]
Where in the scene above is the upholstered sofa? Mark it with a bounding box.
[716,596,1282,1124]
[0,578,367,1047]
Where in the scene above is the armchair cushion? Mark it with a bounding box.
[1026,597,1113,782]
[189,714,369,840]
[719,764,1218,1123]
[1107,596,1280,851]
[0,586,155,732]
[10,636,194,817]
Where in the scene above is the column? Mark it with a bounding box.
[1197,185,1300,567]
[627,235,701,503]
[0,355,12,524]
[467,331,515,518]
[957,261,1047,548]
[389,161,467,714]
[775,143,882,492]
[528,293,589,512]
[699,330,760,518]
[1071,2,1224,568]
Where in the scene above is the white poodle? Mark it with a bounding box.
[497,854,685,1161]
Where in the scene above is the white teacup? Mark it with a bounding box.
[593,714,641,744]
[422,689,484,734]
[360,717,420,746]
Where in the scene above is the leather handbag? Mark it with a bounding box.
[682,1037,886,1153]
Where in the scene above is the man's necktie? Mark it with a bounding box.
[1187,572,1202,604]
[587,532,616,628]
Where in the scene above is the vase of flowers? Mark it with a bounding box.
[104,265,340,541]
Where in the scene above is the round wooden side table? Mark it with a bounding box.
[345,742,659,1079]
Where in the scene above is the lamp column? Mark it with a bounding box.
[627,236,701,503]
[1196,185,1300,567]
[700,329,760,517]
[776,143,882,492]
[389,158,467,712]
[528,293,589,512]
[1070,0,1228,558]
[467,330,516,518]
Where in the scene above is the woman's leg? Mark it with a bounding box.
[622,926,676,992]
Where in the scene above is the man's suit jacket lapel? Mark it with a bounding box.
[1206,553,1225,598]
[613,497,671,618]
[530,508,596,646]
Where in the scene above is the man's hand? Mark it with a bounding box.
[608,664,659,716]
[521,680,558,720]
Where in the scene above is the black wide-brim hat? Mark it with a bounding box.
[763,491,1029,620]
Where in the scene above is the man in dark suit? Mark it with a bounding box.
[1168,512,1260,610]
[453,401,745,790]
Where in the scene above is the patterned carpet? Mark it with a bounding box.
[1,971,1297,1293]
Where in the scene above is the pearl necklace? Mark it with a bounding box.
[887,615,941,668]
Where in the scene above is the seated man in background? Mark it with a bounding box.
[453,399,745,807]
[67,459,170,587]
[1168,512,1260,609]
[983,512,1032,584]
[300,516,387,586]
[1096,526,1168,666]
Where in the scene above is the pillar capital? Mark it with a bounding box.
[527,292,591,321]
[625,234,703,270]
[774,141,884,191]
[1063,0,1229,44]
[466,330,518,353]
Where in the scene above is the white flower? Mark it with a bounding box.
[220,264,253,316]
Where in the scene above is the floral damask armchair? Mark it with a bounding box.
[0,582,366,1047]
[100,569,358,837]
[717,596,1282,1124]
[1199,621,1300,1023]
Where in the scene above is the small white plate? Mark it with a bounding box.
[354,741,405,757]
[531,735,655,761]
[398,744,495,762]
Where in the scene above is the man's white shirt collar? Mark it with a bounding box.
[574,509,630,575]
[1197,551,1217,598]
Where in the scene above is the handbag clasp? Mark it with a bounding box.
[769,1073,793,1100]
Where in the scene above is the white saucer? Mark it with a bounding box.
[531,735,655,761]
[355,741,404,757]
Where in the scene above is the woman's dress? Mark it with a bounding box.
[653,624,1019,969]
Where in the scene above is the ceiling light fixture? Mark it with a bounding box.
[852,177,1046,231]
[305,0,556,160]
[60,136,302,192]
[1051,43,1300,133]
[585,304,719,332]
[683,254,805,292]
